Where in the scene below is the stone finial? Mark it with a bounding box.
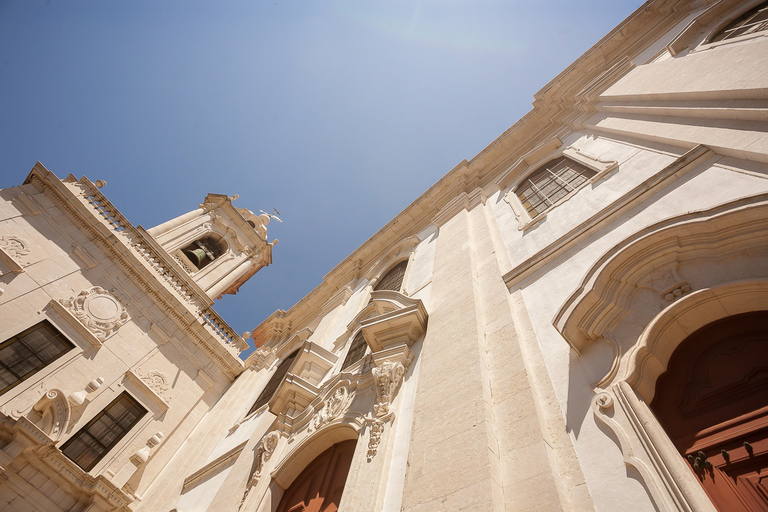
[68,377,104,406]
[130,432,164,467]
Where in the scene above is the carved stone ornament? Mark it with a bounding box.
[367,419,385,462]
[253,431,280,482]
[639,263,692,302]
[58,286,129,341]
[30,389,71,441]
[310,386,350,433]
[0,235,31,264]
[139,370,171,402]
[372,361,406,418]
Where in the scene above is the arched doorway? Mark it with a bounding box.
[650,311,768,511]
[275,440,356,512]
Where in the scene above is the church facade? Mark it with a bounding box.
[0,0,767,510]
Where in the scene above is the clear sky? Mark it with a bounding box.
[1,0,642,357]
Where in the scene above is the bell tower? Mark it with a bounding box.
[146,193,275,301]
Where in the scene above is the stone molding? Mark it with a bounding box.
[123,370,170,413]
[249,0,692,354]
[182,441,246,492]
[504,144,717,290]
[554,193,768,354]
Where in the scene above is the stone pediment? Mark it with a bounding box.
[360,297,428,353]
[268,341,338,421]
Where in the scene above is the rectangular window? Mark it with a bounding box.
[0,321,75,396]
[61,392,147,471]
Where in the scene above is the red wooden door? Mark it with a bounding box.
[276,440,356,512]
[650,311,768,511]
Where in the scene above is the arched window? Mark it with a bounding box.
[710,1,768,43]
[341,330,367,370]
[515,156,596,218]
[247,350,298,416]
[181,235,227,270]
[374,260,408,292]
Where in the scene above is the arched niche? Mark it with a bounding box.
[555,195,768,512]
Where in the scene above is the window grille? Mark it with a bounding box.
[247,350,298,416]
[374,260,408,292]
[711,1,768,43]
[341,331,368,370]
[61,392,146,471]
[0,321,75,396]
[516,156,596,218]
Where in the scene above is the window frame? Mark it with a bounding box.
[60,391,147,472]
[340,330,368,372]
[503,146,617,230]
[707,0,768,44]
[246,350,299,417]
[0,321,76,397]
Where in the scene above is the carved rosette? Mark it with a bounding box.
[372,361,405,418]
[310,386,351,433]
[367,419,385,461]
[58,286,129,341]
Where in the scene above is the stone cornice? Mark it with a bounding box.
[250,0,693,345]
[23,163,246,379]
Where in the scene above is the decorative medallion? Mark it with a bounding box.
[310,386,350,432]
[0,235,30,265]
[58,286,129,341]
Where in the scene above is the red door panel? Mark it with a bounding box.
[276,440,356,512]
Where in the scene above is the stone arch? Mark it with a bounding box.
[556,196,768,511]
[271,422,360,490]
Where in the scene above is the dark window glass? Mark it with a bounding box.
[61,392,147,471]
[0,322,75,396]
[247,350,298,416]
[374,260,408,292]
[341,331,368,370]
[711,1,768,43]
[516,156,596,218]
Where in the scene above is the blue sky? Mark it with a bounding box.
[0,0,641,357]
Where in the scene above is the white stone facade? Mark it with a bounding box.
[1,0,767,510]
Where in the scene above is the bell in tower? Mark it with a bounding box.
[145,193,276,301]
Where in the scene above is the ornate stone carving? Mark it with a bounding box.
[58,286,129,341]
[252,431,280,484]
[372,361,405,418]
[30,389,71,441]
[367,419,385,461]
[595,392,613,411]
[138,370,171,402]
[0,235,30,265]
[310,386,350,432]
[640,263,691,301]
